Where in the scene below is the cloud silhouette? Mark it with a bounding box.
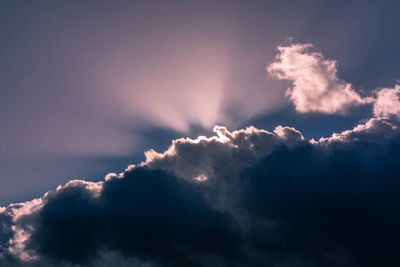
[1,115,400,266]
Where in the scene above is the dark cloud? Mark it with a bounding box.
[242,134,400,266]
[1,118,400,266]
[21,168,240,267]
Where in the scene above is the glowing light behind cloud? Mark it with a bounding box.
[105,39,230,133]
[94,28,285,133]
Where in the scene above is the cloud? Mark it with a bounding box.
[267,43,374,114]
[1,169,241,267]
[373,85,400,118]
[1,115,400,266]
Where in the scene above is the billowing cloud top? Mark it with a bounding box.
[1,43,400,267]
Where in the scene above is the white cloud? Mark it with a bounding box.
[373,85,400,118]
[267,43,373,114]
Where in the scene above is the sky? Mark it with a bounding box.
[1,0,400,205]
[1,1,400,266]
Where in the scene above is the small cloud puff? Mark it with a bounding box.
[373,85,400,118]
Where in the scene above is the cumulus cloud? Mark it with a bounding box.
[266,42,400,120]
[373,85,400,118]
[1,115,400,266]
[267,43,373,114]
